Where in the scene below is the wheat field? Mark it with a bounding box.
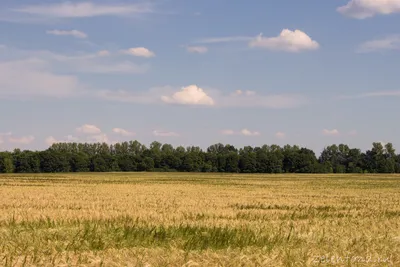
[0,173,399,266]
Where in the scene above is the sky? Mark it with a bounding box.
[1,0,400,153]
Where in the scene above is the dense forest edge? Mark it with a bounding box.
[0,141,399,173]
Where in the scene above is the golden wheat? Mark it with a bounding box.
[0,173,398,266]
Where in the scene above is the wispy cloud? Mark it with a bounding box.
[357,35,400,53]
[46,29,87,39]
[186,46,208,54]
[11,2,153,18]
[339,90,400,99]
[1,45,150,76]
[337,0,400,19]
[194,30,319,53]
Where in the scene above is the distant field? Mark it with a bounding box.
[0,173,399,266]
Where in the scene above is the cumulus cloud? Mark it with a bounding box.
[337,0,400,19]
[161,85,215,106]
[275,132,286,139]
[241,129,261,136]
[153,130,179,137]
[249,29,319,52]
[323,129,340,136]
[76,124,102,134]
[357,35,400,53]
[123,47,155,58]
[46,29,87,39]
[8,135,35,144]
[112,128,135,137]
[186,46,208,53]
[10,2,153,19]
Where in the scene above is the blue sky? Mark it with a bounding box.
[1,0,400,153]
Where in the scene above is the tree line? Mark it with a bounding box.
[0,141,399,173]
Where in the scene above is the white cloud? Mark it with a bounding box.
[123,47,155,58]
[8,135,35,144]
[112,128,135,137]
[249,30,320,52]
[161,85,215,106]
[0,58,82,98]
[153,130,179,137]
[221,130,235,135]
[323,129,340,136]
[275,132,286,139]
[186,46,208,53]
[76,124,102,134]
[357,35,400,53]
[195,36,253,44]
[241,129,261,136]
[337,0,400,19]
[11,2,153,18]
[46,29,87,39]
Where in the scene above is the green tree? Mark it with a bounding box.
[0,152,14,173]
